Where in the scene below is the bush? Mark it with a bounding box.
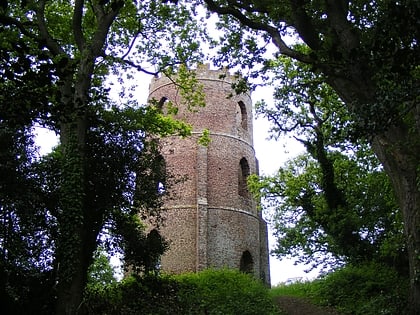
[314,262,408,315]
[84,269,279,315]
[175,268,279,315]
[83,273,184,314]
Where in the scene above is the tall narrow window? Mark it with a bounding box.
[238,101,248,130]
[136,149,167,205]
[146,229,164,272]
[238,157,250,197]
[157,97,168,110]
[156,96,173,115]
[240,250,254,274]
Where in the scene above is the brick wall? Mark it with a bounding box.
[148,64,270,285]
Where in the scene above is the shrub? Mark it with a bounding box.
[83,273,184,314]
[84,269,279,315]
[175,268,279,315]
[314,262,408,315]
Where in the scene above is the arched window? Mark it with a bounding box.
[136,147,167,204]
[146,229,164,272]
[237,101,248,130]
[157,97,168,110]
[155,155,167,195]
[238,157,250,197]
[240,250,254,274]
[155,96,176,116]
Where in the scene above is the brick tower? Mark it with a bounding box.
[148,64,270,285]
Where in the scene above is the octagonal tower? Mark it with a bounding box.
[148,64,270,285]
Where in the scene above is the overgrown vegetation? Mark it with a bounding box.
[84,268,279,315]
[271,262,409,315]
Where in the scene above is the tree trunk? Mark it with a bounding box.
[54,68,92,313]
[55,117,89,315]
[372,123,420,315]
[329,74,420,312]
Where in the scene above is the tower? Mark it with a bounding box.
[148,64,270,285]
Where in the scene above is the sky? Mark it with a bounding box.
[35,72,320,286]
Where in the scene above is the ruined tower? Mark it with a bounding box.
[148,64,270,285]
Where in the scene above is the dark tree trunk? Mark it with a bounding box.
[372,125,420,315]
[55,118,89,315]
[329,75,420,313]
[54,70,94,314]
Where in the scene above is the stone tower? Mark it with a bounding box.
[148,64,270,285]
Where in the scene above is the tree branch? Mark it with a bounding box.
[204,0,314,64]
[73,0,86,51]
[107,57,161,76]
[36,0,65,56]
[324,0,359,51]
[288,0,322,50]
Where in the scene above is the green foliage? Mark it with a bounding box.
[84,274,183,315]
[175,268,279,315]
[252,149,405,272]
[314,263,409,315]
[86,248,117,290]
[198,128,212,146]
[0,1,210,311]
[84,269,279,315]
[248,47,406,273]
[172,64,206,111]
[270,281,316,299]
[270,263,409,315]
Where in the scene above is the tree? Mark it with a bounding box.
[0,1,204,314]
[248,55,406,274]
[86,248,117,289]
[251,152,406,272]
[203,1,419,312]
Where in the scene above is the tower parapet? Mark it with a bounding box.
[149,63,244,93]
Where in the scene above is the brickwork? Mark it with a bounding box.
[148,64,270,285]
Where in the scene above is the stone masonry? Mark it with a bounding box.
[148,64,270,285]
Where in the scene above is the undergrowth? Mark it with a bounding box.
[84,268,279,314]
[270,262,409,315]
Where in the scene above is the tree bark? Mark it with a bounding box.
[53,51,94,313]
[372,124,420,315]
[331,75,420,314]
[55,109,89,315]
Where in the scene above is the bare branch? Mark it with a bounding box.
[265,110,300,133]
[120,27,141,61]
[105,56,160,76]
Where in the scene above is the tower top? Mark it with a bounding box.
[149,64,243,95]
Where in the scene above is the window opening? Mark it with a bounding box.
[238,101,248,130]
[240,250,254,274]
[238,157,250,197]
